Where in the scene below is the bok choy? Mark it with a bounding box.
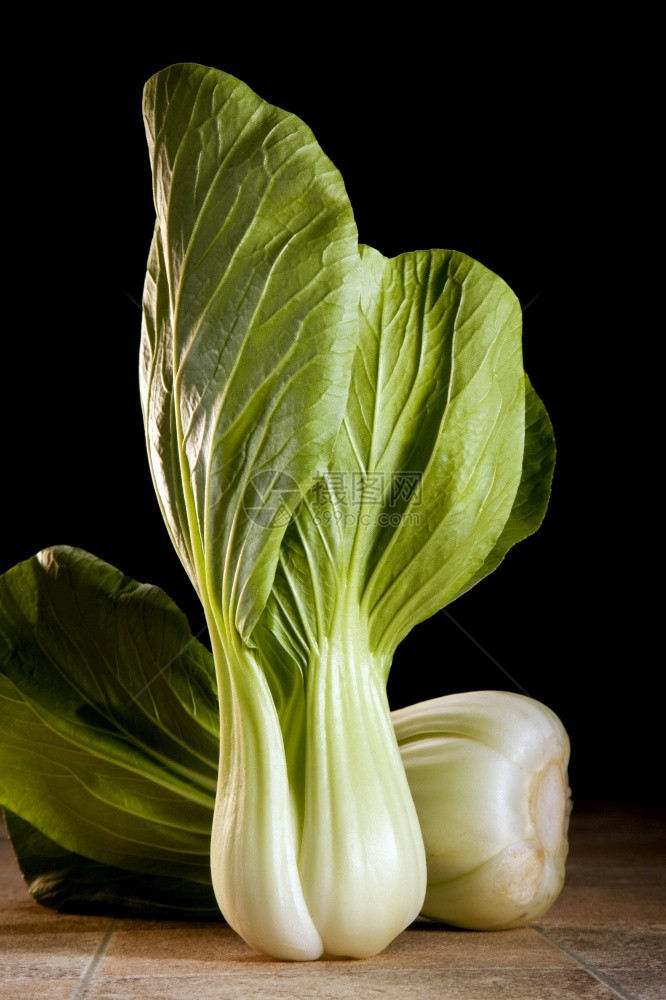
[395,691,570,929]
[137,62,556,959]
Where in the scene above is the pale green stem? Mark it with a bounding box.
[208,623,323,960]
[299,610,426,957]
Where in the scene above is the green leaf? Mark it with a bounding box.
[141,63,360,641]
[451,378,556,600]
[3,808,220,919]
[0,546,218,883]
[358,248,525,654]
[257,245,526,662]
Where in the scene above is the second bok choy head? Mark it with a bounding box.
[395,692,571,930]
[140,62,556,960]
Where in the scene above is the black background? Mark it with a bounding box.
[5,36,655,806]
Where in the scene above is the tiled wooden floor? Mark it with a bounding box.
[1,804,664,999]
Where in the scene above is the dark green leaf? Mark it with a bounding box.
[3,808,219,919]
[0,546,218,884]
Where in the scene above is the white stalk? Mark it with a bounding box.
[208,617,426,960]
[299,626,426,956]
[209,630,323,961]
